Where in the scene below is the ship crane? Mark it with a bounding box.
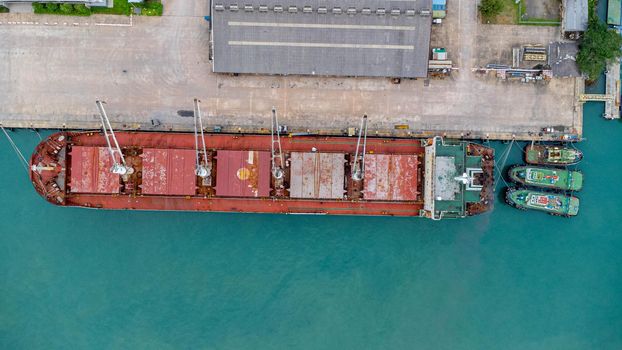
[270,107,285,180]
[96,101,133,176]
[351,115,368,181]
[193,98,210,178]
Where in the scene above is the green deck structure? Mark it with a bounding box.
[608,0,621,25]
[422,137,490,220]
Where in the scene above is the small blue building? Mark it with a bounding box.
[433,0,446,19]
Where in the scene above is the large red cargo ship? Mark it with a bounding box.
[29,130,494,219]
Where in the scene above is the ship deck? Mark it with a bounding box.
[30,132,427,217]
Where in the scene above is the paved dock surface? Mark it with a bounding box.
[0,0,581,140]
[605,57,621,119]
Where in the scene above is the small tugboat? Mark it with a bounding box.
[505,188,579,217]
[525,144,583,166]
[508,165,583,191]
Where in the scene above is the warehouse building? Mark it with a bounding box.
[562,0,588,36]
[211,0,433,78]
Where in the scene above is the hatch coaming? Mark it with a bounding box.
[289,152,346,199]
[141,148,197,196]
[215,150,271,197]
[363,154,420,201]
[69,146,121,194]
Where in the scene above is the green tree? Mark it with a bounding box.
[32,2,44,13]
[45,3,59,11]
[73,4,90,15]
[479,0,504,20]
[577,14,622,81]
[59,3,73,14]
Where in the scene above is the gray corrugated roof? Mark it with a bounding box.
[563,0,588,32]
[211,0,433,78]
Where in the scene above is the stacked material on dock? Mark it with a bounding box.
[523,46,547,62]
[432,48,448,60]
[429,48,452,74]
[428,60,453,70]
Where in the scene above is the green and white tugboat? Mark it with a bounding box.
[505,188,580,217]
[525,144,583,166]
[508,165,583,191]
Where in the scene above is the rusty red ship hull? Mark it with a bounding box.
[29,132,494,218]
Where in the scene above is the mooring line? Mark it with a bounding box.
[494,139,514,189]
[31,128,42,141]
[1,125,29,172]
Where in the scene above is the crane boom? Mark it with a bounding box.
[271,107,285,179]
[96,101,132,175]
[193,99,210,178]
[352,115,368,181]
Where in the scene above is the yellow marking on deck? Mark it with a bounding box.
[578,94,614,102]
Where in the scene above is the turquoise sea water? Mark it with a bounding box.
[2,4,622,348]
[1,100,621,349]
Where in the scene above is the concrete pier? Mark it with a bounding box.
[605,57,621,119]
[579,58,621,121]
[0,0,583,141]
